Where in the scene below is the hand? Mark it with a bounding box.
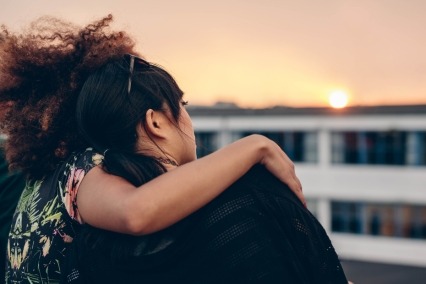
[253,135,305,206]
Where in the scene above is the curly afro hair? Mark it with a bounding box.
[0,14,136,179]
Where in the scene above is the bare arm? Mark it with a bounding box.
[77,134,303,235]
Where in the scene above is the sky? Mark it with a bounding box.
[1,0,425,108]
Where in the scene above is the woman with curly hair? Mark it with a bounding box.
[0,15,303,283]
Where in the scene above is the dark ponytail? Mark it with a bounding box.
[102,150,164,186]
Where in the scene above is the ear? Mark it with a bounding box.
[143,109,169,139]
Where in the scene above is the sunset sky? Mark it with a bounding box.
[1,0,425,107]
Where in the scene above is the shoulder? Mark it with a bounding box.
[232,164,303,206]
[60,148,104,223]
[66,148,104,171]
[60,148,104,191]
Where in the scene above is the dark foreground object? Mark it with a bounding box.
[68,165,348,283]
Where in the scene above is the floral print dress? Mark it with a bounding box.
[5,148,103,284]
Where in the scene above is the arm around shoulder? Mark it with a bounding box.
[77,135,304,235]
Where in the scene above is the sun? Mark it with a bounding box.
[328,90,349,109]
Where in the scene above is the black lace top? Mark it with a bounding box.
[69,165,348,284]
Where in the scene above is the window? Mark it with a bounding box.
[406,131,426,166]
[331,201,426,239]
[331,131,416,165]
[195,132,217,158]
[331,201,363,234]
[239,131,318,163]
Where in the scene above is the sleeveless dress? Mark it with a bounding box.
[5,148,102,284]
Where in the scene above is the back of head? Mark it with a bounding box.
[0,15,134,179]
[76,55,185,185]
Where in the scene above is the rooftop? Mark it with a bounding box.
[187,104,426,117]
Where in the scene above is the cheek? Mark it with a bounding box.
[180,114,194,138]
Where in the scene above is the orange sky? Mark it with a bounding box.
[1,0,426,108]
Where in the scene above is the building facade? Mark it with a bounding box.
[189,104,426,267]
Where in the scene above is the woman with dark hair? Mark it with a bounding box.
[68,56,349,283]
[0,15,302,283]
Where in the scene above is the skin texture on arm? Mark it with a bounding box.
[77,134,303,235]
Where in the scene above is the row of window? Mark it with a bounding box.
[331,131,426,165]
[195,130,426,166]
[195,131,318,162]
[241,131,317,163]
[330,201,426,239]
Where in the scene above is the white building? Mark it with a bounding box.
[188,104,426,268]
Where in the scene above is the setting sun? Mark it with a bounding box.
[328,90,349,109]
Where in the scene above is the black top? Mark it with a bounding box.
[69,165,348,284]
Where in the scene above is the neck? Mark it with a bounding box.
[155,156,179,170]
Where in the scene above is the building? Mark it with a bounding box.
[188,104,426,267]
